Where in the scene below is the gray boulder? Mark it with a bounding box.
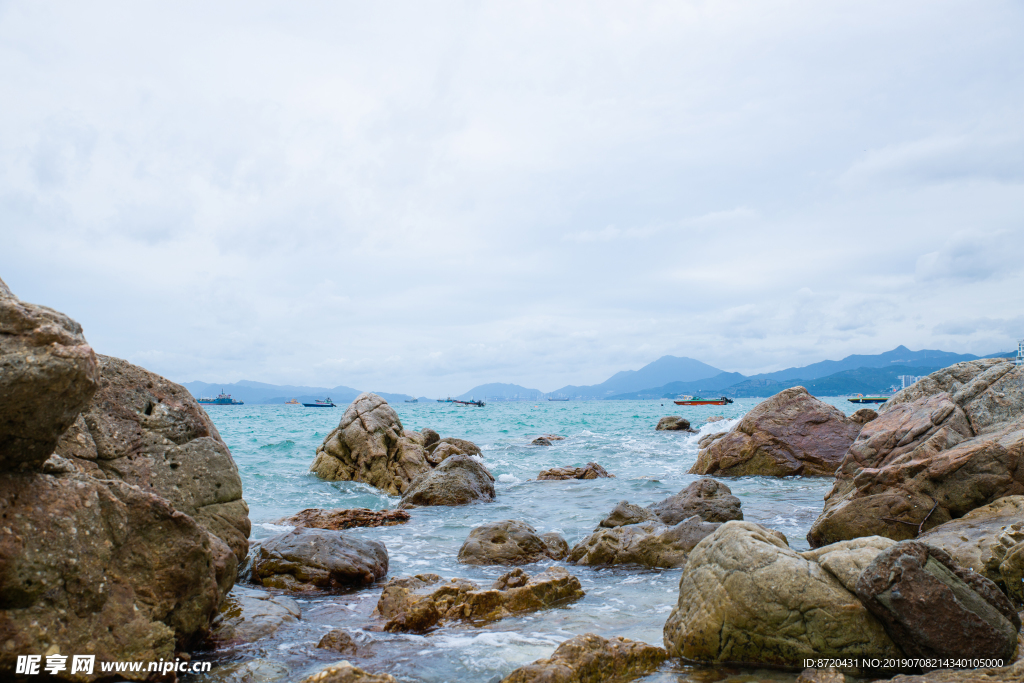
[569,516,722,568]
[252,527,389,590]
[209,586,301,645]
[399,453,495,507]
[458,520,568,565]
[647,478,743,524]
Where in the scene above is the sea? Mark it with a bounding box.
[192,397,865,683]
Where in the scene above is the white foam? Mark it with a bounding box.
[258,523,295,533]
[497,473,521,484]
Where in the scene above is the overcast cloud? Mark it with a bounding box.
[2,1,1023,396]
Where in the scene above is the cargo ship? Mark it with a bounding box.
[303,398,336,408]
[848,395,889,404]
[197,392,244,405]
[673,395,733,406]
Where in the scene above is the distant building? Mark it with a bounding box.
[1016,338,1024,366]
[897,374,926,389]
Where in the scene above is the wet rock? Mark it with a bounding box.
[310,393,432,495]
[697,431,728,449]
[646,478,743,524]
[532,437,553,446]
[398,453,495,507]
[855,540,1020,661]
[599,501,658,528]
[425,441,463,465]
[316,629,374,656]
[799,536,896,592]
[537,462,613,480]
[542,434,566,441]
[298,662,397,683]
[209,586,301,645]
[0,277,100,471]
[882,660,1024,682]
[377,567,585,633]
[458,520,568,565]
[663,521,901,666]
[430,437,482,457]
[541,532,570,560]
[807,359,1024,548]
[917,496,1024,605]
[850,408,878,425]
[796,669,845,683]
[277,507,410,531]
[54,355,251,562]
[501,633,668,683]
[656,416,697,432]
[252,527,388,590]
[705,415,725,423]
[0,473,230,676]
[691,387,862,477]
[206,659,290,683]
[569,516,722,568]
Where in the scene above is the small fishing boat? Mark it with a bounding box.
[436,397,454,403]
[405,399,418,403]
[673,395,733,406]
[284,398,300,405]
[547,397,570,401]
[303,398,336,408]
[848,394,889,404]
[453,399,485,407]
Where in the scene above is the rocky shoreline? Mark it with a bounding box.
[3,278,1023,682]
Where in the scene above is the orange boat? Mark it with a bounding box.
[673,395,733,406]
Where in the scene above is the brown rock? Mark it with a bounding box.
[881,660,1024,682]
[537,462,613,480]
[797,669,845,683]
[855,541,1020,661]
[599,501,659,528]
[690,387,861,477]
[425,441,463,465]
[569,516,723,568]
[850,408,878,425]
[697,431,728,449]
[656,416,697,432]
[277,508,410,531]
[252,527,389,590]
[0,278,99,471]
[377,567,585,633]
[399,453,496,507]
[501,633,667,683]
[540,532,570,560]
[420,428,440,449]
[209,586,301,646]
[316,629,374,657]
[532,437,553,446]
[429,437,482,457]
[298,662,397,683]
[458,520,568,565]
[646,478,743,524]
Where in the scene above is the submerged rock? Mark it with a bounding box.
[663,521,901,666]
[537,462,613,480]
[532,437,553,446]
[656,416,697,432]
[277,507,410,530]
[399,453,495,507]
[206,659,290,683]
[541,532,570,560]
[209,586,301,645]
[253,527,388,590]
[458,520,568,565]
[807,359,1024,548]
[376,567,585,633]
[316,629,374,657]
[855,540,1020,662]
[647,478,743,524]
[298,662,397,683]
[501,633,667,683]
[569,516,722,568]
[690,387,862,477]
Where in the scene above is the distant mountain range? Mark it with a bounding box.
[182,346,1015,404]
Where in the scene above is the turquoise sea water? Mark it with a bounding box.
[196,398,864,683]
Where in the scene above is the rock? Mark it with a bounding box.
[210,586,301,645]
[855,540,1020,661]
[297,662,397,683]
[541,532,570,560]
[917,496,1024,606]
[569,516,722,568]
[796,669,845,683]
[0,278,100,471]
[690,387,862,477]
[705,415,725,423]
[663,521,901,666]
[537,462,613,480]
[458,520,568,565]
[317,629,374,656]
[425,441,463,465]
[399,453,495,507]
[0,473,230,677]
[54,355,251,562]
[252,527,389,590]
[599,501,659,528]
[697,431,728,449]
[430,437,482,457]
[377,567,585,633]
[807,359,1024,548]
[206,659,290,683]
[276,508,410,531]
[646,478,744,524]
[799,536,896,592]
[882,660,1024,682]
[656,416,697,432]
[532,437,553,446]
[420,428,440,449]
[501,633,668,683]
[542,434,566,441]
[850,408,878,425]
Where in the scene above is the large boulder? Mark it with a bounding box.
[309,393,481,495]
[647,478,743,524]
[537,462,613,480]
[376,567,584,633]
[807,359,1024,548]
[569,516,722,568]
[458,520,568,565]
[55,355,251,562]
[399,453,495,507]
[252,527,388,590]
[690,387,862,477]
[276,507,410,530]
[917,496,1024,606]
[0,277,99,470]
[501,633,667,683]
[209,586,301,646]
[855,541,1020,661]
[663,521,901,666]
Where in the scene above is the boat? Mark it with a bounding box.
[848,394,889,404]
[548,397,570,401]
[405,399,418,403]
[284,398,300,405]
[197,391,244,405]
[436,397,454,403]
[452,399,485,407]
[303,398,336,408]
[673,395,733,406]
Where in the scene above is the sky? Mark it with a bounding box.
[2,1,1023,396]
